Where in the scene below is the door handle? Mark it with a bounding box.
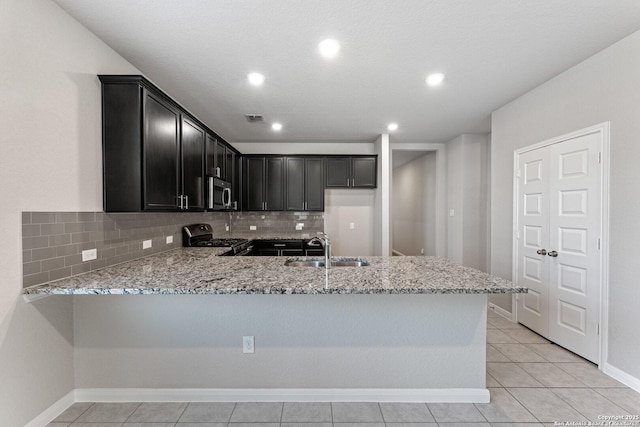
[548,250,558,257]
[536,249,547,255]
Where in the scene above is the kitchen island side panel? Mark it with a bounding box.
[73,294,487,390]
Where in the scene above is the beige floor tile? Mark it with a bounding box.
[487,329,519,344]
[332,402,384,422]
[594,388,640,414]
[488,344,511,362]
[551,388,631,421]
[487,363,544,387]
[554,363,627,388]
[492,344,547,362]
[282,402,332,422]
[503,328,550,344]
[487,373,502,387]
[379,403,434,422]
[179,402,236,422]
[128,402,188,423]
[229,402,283,422]
[475,388,538,422]
[427,403,486,422]
[487,317,523,329]
[51,402,93,422]
[507,388,587,423]
[525,344,585,363]
[75,402,140,423]
[518,363,587,387]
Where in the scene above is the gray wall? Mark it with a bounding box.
[74,294,487,389]
[392,152,437,256]
[0,0,140,424]
[446,135,490,271]
[490,30,640,380]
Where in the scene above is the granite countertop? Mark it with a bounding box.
[23,248,527,296]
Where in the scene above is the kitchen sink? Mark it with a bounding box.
[284,258,370,268]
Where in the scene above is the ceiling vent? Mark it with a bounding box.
[245,114,265,123]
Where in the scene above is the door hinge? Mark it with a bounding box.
[596,323,600,335]
[597,238,601,250]
[516,230,520,239]
[515,168,521,178]
[598,152,602,164]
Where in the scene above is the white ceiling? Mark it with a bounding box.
[55,0,640,144]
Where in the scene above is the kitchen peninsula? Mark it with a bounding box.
[24,249,526,403]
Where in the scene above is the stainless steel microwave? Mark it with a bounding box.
[208,177,236,210]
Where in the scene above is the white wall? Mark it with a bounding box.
[324,189,375,256]
[0,0,139,424]
[490,29,640,381]
[392,153,437,256]
[445,135,490,271]
[373,135,391,256]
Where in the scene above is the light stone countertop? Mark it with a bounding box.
[23,248,527,296]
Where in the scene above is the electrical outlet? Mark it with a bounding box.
[81,248,97,262]
[225,223,230,232]
[249,225,257,231]
[421,248,425,255]
[143,239,152,249]
[166,235,173,244]
[449,209,455,217]
[349,222,355,230]
[242,336,254,354]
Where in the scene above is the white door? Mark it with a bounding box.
[516,148,551,337]
[516,132,602,363]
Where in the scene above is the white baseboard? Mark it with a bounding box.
[602,363,640,393]
[75,387,490,403]
[488,302,514,321]
[25,390,75,427]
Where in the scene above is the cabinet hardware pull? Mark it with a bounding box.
[548,250,558,257]
[536,249,547,255]
[346,178,349,186]
[185,195,189,210]
[178,195,183,209]
[352,177,355,187]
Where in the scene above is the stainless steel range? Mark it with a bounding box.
[182,223,251,255]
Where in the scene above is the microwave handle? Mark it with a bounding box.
[223,187,231,207]
[208,177,214,209]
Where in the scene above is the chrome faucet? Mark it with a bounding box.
[309,232,331,269]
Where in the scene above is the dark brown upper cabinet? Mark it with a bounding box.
[325,155,377,188]
[243,156,285,211]
[100,75,207,212]
[285,157,324,211]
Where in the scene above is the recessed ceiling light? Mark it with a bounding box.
[247,72,265,86]
[426,73,445,86]
[387,123,399,131]
[272,123,283,131]
[318,39,340,59]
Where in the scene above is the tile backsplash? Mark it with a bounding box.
[230,211,324,239]
[22,210,324,288]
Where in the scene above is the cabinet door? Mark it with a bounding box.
[181,117,205,210]
[244,157,265,210]
[216,140,227,180]
[286,157,305,211]
[352,156,377,187]
[305,158,324,210]
[265,157,285,210]
[205,134,217,176]
[325,157,350,187]
[143,91,180,210]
